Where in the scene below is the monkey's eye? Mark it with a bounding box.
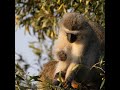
[66,33,77,43]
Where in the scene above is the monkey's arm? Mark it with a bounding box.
[54,61,70,76]
[82,42,101,68]
[53,61,70,86]
[65,62,79,82]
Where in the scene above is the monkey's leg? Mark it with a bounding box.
[54,61,70,75]
[65,63,79,86]
[53,61,70,85]
[66,43,84,82]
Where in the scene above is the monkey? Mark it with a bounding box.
[52,12,104,84]
[38,12,105,90]
[38,61,103,90]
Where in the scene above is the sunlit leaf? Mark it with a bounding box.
[42,19,48,28]
[80,0,82,3]
[86,1,90,5]
[100,78,105,89]
[57,3,64,11]
[57,0,60,4]
[24,24,31,35]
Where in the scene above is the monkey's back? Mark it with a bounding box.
[38,61,58,90]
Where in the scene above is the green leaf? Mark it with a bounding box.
[100,78,105,89]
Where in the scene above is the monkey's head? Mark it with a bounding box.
[59,13,95,44]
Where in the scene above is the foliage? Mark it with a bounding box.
[15,53,40,90]
[39,56,105,90]
[15,0,105,39]
[15,0,105,90]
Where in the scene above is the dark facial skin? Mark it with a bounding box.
[66,33,77,43]
[57,50,67,61]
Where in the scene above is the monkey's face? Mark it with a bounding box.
[65,22,93,44]
[60,13,95,44]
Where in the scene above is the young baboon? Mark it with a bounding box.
[38,12,105,90]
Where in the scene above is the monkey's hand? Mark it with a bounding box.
[64,64,81,88]
[53,71,65,86]
[57,50,67,61]
[64,73,75,88]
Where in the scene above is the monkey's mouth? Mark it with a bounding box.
[67,33,77,43]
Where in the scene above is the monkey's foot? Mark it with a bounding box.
[62,81,71,89]
[63,80,80,89]
[57,50,67,61]
[71,80,79,89]
[54,71,66,79]
[63,74,76,88]
[53,79,60,86]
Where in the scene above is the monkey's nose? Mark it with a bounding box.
[67,33,77,43]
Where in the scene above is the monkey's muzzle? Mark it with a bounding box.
[67,33,77,43]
